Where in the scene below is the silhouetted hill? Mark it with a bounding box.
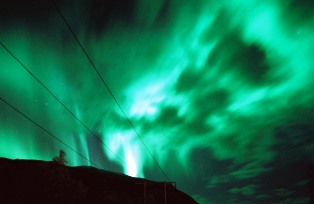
[0,157,197,203]
[309,164,314,204]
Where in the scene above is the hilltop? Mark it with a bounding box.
[0,157,197,204]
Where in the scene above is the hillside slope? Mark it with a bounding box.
[0,157,197,203]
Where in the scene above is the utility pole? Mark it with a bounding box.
[136,181,147,204]
[164,182,167,204]
[144,181,146,204]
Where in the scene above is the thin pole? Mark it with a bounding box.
[164,182,167,204]
[135,182,146,204]
[144,181,146,204]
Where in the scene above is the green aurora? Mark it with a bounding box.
[0,0,313,203]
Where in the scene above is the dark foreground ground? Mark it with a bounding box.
[0,157,197,204]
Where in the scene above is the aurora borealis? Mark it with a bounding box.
[0,0,313,203]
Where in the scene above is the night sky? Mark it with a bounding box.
[0,0,313,203]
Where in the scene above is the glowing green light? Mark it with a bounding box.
[106,132,144,177]
[0,1,313,194]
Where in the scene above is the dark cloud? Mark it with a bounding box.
[87,0,136,35]
[152,0,172,28]
[206,33,272,84]
[132,105,183,132]
[286,0,314,20]
[230,43,270,83]
[272,104,314,164]
[230,161,271,179]
[207,113,276,162]
[174,68,231,135]
[154,105,183,127]
[183,115,212,135]
[175,68,202,93]
[229,184,257,196]
[256,159,311,202]
[201,9,235,42]
[205,33,235,68]
[193,89,229,112]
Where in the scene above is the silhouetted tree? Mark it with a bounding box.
[53,150,68,166]
[50,150,87,202]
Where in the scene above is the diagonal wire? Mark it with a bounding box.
[51,0,170,181]
[0,41,128,167]
[0,96,99,167]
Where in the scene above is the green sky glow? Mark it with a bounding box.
[0,0,313,203]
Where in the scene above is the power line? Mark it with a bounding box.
[0,41,128,167]
[51,0,170,181]
[0,96,98,167]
